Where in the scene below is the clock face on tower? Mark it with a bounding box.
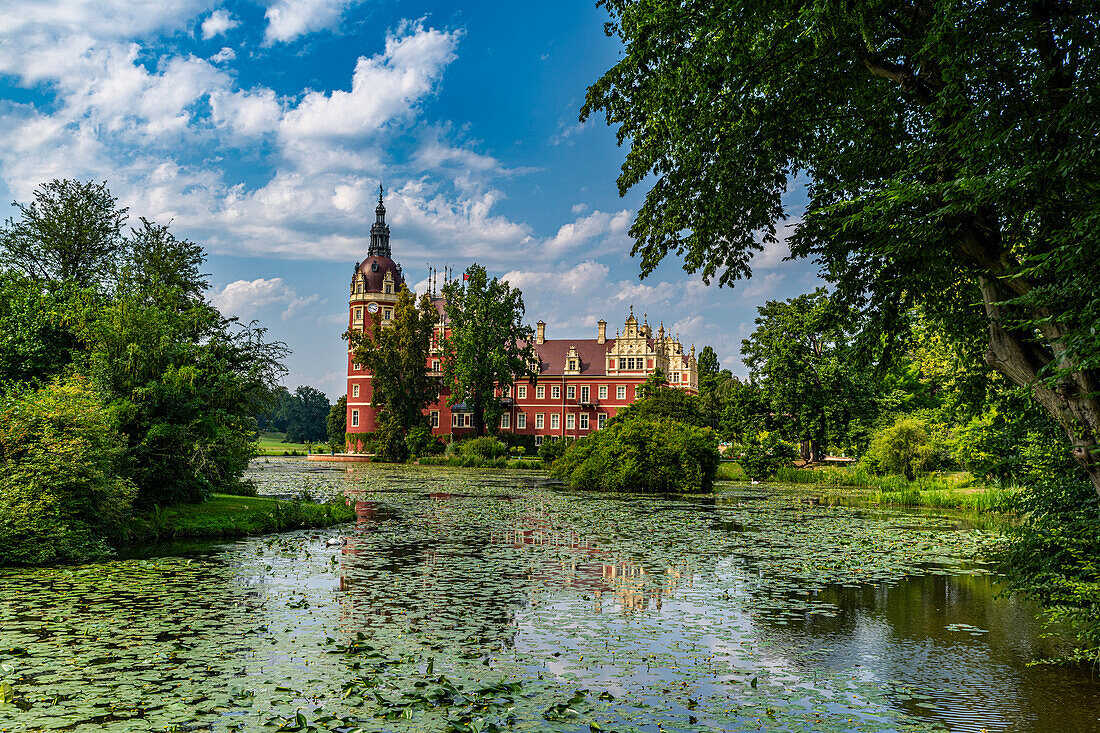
[367,303,379,314]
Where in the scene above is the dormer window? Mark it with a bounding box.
[568,358,577,371]
[385,283,392,294]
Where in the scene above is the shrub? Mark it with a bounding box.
[0,378,136,564]
[405,425,444,458]
[459,436,508,460]
[739,432,797,480]
[552,417,719,493]
[499,432,537,455]
[539,437,573,464]
[862,417,939,480]
[374,416,409,463]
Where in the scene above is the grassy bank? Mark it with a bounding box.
[257,431,319,456]
[122,494,356,543]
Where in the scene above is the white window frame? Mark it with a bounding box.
[550,413,559,429]
[579,413,589,430]
[580,386,590,403]
[517,412,526,429]
[432,359,440,371]
[566,414,575,430]
[535,435,544,447]
[672,372,681,383]
[431,411,439,428]
[452,413,460,428]
[351,410,359,427]
[536,386,545,400]
[383,308,393,321]
[617,385,626,400]
[518,386,527,400]
[354,307,363,320]
[598,413,607,429]
[551,385,560,399]
[352,384,360,398]
[599,385,607,400]
[567,385,576,400]
[535,413,545,429]
[501,413,510,429]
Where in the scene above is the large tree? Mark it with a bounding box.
[283,386,331,444]
[346,285,439,452]
[583,1,1100,492]
[440,264,538,436]
[741,289,873,461]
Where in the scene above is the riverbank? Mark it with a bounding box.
[121,494,356,542]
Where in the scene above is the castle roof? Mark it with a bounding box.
[354,255,403,293]
[531,338,640,377]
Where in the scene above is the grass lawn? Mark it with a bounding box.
[123,493,355,542]
[257,431,319,455]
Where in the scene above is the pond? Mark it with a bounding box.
[2,460,1099,732]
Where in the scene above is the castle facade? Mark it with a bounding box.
[345,193,698,446]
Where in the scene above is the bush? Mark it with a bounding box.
[499,432,537,455]
[0,378,136,564]
[862,417,940,480]
[374,416,409,463]
[405,425,444,458]
[552,417,719,493]
[739,432,797,480]
[459,436,508,460]
[539,437,573,464]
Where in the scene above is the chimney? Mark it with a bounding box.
[597,319,607,344]
[536,320,546,345]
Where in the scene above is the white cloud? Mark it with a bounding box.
[540,208,631,258]
[201,10,238,40]
[264,0,362,45]
[208,277,318,322]
[210,46,236,63]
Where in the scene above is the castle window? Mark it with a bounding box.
[550,414,559,429]
[579,413,589,430]
[432,359,440,372]
[517,412,526,429]
[580,386,590,403]
[566,414,575,430]
[599,385,607,400]
[518,386,527,400]
[536,386,545,400]
[385,283,392,294]
[431,411,439,428]
[535,413,544,429]
[352,384,360,398]
[598,413,607,429]
[383,308,392,321]
[551,386,560,399]
[354,307,363,320]
[353,362,361,371]
[501,413,510,429]
[617,385,626,400]
[535,435,543,447]
[672,372,681,383]
[452,413,460,428]
[567,385,575,400]
[351,410,359,427]
[568,359,577,371]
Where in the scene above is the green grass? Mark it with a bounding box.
[416,455,545,470]
[256,431,320,456]
[716,461,746,481]
[122,493,355,542]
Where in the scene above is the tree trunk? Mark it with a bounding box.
[472,405,486,437]
[979,277,1100,496]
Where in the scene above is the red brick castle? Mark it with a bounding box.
[345,191,698,446]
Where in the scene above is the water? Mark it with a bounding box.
[1,460,1098,732]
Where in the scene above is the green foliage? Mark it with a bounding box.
[611,375,708,428]
[346,285,438,452]
[951,397,1075,485]
[0,273,78,389]
[440,264,537,436]
[374,416,410,463]
[123,494,355,542]
[552,417,719,493]
[459,436,508,460]
[0,378,136,564]
[327,395,347,451]
[739,433,797,481]
[862,417,942,481]
[281,385,330,443]
[405,425,444,458]
[583,1,1100,489]
[538,437,573,465]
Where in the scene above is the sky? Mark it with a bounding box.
[0,0,821,401]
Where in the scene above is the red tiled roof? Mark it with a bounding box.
[533,338,629,376]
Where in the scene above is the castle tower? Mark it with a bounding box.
[347,187,404,441]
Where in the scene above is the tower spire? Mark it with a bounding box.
[368,183,391,257]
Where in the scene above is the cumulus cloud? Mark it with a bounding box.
[208,278,319,321]
[201,10,238,40]
[210,46,236,63]
[263,0,363,45]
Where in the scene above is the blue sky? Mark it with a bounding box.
[0,0,819,400]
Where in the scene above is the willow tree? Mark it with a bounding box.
[440,264,537,436]
[582,0,1100,492]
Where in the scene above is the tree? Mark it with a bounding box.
[283,386,330,444]
[612,372,708,428]
[440,264,537,436]
[697,346,722,395]
[0,179,127,290]
[346,284,439,450]
[327,395,347,451]
[583,1,1100,493]
[740,289,873,461]
[862,417,938,481]
[0,273,78,389]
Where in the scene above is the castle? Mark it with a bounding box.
[345,190,698,446]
